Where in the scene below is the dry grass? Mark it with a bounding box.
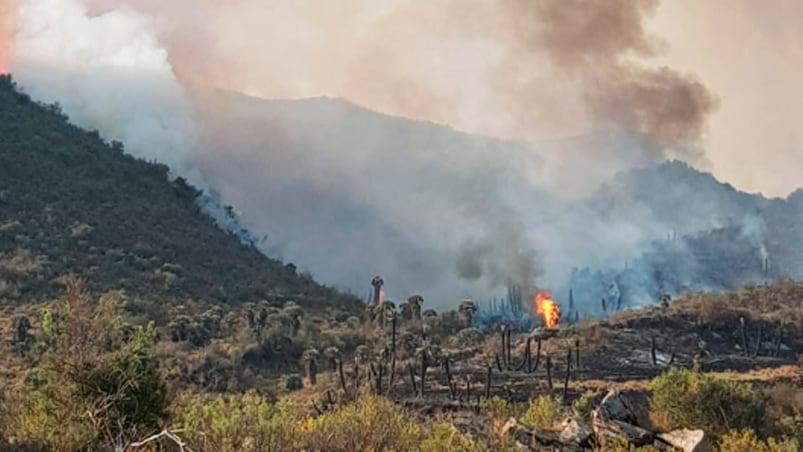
[0,249,42,275]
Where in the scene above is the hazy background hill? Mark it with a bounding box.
[185,89,803,312]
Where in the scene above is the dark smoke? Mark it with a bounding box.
[501,0,718,162]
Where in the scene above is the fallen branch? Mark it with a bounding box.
[127,429,193,452]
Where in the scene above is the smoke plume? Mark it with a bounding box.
[2,0,767,308]
[500,0,718,162]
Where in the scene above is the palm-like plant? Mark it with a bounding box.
[406,295,424,321]
[302,348,320,385]
[458,300,477,328]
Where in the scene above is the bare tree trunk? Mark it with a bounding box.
[307,360,317,386]
[752,326,763,358]
[774,323,783,357]
[516,338,531,372]
[485,366,493,399]
[740,317,748,356]
[419,351,427,397]
[338,359,349,399]
[408,362,417,394]
[444,359,456,399]
[506,328,513,370]
[651,336,657,366]
[533,338,542,371]
[389,315,397,389]
[495,353,503,372]
[563,349,571,401]
[376,361,384,394]
[465,375,472,403]
[500,327,508,368]
[574,339,580,369]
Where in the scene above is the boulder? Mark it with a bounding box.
[559,418,594,447]
[592,410,655,446]
[658,429,712,452]
[597,389,653,430]
[501,418,584,452]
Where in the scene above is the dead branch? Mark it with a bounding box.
[127,429,193,452]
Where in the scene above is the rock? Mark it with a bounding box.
[597,389,653,430]
[501,418,584,451]
[658,429,712,452]
[592,410,655,446]
[559,418,594,447]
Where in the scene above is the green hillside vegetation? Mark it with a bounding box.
[0,74,358,311]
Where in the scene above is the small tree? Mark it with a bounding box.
[5,276,167,449]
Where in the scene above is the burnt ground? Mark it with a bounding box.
[299,285,803,429]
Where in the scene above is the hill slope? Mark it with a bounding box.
[0,75,359,311]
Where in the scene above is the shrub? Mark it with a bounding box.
[717,429,798,452]
[480,396,527,440]
[520,395,566,430]
[1,278,167,450]
[418,423,477,452]
[649,368,765,438]
[481,397,522,421]
[298,394,422,451]
[775,417,803,450]
[572,390,601,419]
[172,391,299,452]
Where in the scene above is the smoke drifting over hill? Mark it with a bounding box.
[2,0,796,308]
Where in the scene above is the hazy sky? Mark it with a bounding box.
[2,1,801,198]
[650,0,803,197]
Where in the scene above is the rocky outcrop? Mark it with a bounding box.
[500,389,716,451]
[657,429,712,452]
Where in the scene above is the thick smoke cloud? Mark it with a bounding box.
[5,0,195,176]
[501,0,718,162]
[2,0,761,308]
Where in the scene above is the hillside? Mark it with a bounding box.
[0,74,360,312]
[0,75,800,451]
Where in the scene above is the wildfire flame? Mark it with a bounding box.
[535,291,560,328]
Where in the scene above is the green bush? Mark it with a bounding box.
[418,423,477,452]
[717,429,798,452]
[571,390,601,419]
[2,279,167,450]
[173,391,299,452]
[299,394,422,451]
[519,395,566,430]
[649,368,765,438]
[480,396,523,422]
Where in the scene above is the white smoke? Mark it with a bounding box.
[8,0,194,175]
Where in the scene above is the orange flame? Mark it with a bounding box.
[535,291,560,328]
